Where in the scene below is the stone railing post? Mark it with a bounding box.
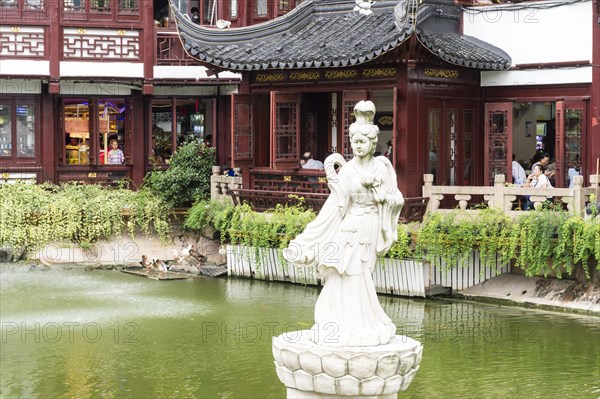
[210,166,222,200]
[422,174,434,211]
[493,174,506,211]
[590,174,600,192]
[572,175,585,216]
[232,168,243,190]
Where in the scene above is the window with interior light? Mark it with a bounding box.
[255,0,267,17]
[150,98,208,164]
[62,98,129,165]
[0,98,37,161]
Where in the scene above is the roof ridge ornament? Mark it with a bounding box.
[354,0,376,15]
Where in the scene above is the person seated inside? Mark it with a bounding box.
[567,164,580,189]
[531,152,555,180]
[523,165,553,210]
[512,154,527,186]
[223,166,236,177]
[148,148,164,165]
[300,152,324,170]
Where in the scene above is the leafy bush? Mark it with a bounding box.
[143,141,216,207]
[184,198,600,280]
[414,208,599,278]
[185,200,315,249]
[0,182,171,253]
[185,199,236,239]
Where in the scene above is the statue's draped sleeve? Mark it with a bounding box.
[283,155,349,274]
[375,155,404,256]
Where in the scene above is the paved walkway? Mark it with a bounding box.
[459,273,600,314]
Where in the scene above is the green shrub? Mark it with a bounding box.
[183,198,600,280]
[143,141,216,207]
[185,200,315,249]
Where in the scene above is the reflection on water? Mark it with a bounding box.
[1,266,599,398]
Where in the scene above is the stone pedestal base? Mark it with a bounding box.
[273,331,423,398]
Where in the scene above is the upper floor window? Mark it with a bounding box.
[91,0,110,11]
[0,0,45,10]
[203,0,215,23]
[278,0,291,12]
[118,0,138,12]
[63,0,85,11]
[63,0,139,15]
[229,0,237,19]
[255,0,267,17]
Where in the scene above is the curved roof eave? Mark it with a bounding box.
[173,0,512,72]
[417,32,512,71]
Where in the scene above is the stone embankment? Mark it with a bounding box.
[458,274,600,314]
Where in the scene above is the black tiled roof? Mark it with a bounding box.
[418,32,511,70]
[173,0,511,71]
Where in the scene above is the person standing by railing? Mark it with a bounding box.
[512,154,527,186]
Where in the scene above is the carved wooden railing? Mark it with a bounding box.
[155,29,203,66]
[249,167,329,193]
[422,174,599,217]
[211,166,430,223]
[227,189,329,212]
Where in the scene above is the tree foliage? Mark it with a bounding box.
[144,141,216,207]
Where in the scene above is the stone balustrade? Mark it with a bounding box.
[210,167,599,218]
[422,174,599,217]
[210,166,243,202]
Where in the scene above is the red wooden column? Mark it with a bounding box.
[590,0,600,176]
[142,0,155,95]
[131,91,146,187]
[395,64,424,198]
[41,0,60,182]
[40,91,56,183]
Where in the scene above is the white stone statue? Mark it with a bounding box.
[283,100,404,347]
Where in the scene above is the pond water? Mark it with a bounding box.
[1,266,599,399]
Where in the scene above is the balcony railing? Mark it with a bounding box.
[422,174,599,218]
[155,28,203,66]
[210,166,600,220]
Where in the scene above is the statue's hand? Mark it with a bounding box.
[361,176,374,187]
[361,175,382,189]
[385,188,404,207]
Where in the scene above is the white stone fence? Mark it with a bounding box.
[226,245,510,297]
[210,166,599,218]
[422,174,599,217]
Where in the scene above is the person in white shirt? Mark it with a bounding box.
[567,166,580,188]
[300,152,324,170]
[512,154,527,186]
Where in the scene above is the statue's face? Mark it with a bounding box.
[350,134,373,157]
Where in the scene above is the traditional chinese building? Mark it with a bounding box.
[174,0,599,197]
[0,0,242,186]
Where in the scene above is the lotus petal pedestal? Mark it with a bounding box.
[273,331,423,398]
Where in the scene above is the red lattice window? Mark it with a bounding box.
[275,102,297,160]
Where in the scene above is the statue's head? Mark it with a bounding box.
[349,100,379,153]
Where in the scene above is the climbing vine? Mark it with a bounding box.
[184,200,600,281]
[0,182,171,256]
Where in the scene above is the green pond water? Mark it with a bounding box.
[0,266,599,399]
